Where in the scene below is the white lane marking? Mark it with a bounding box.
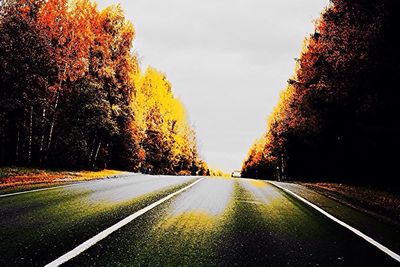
[269,181,400,263]
[0,174,143,198]
[45,178,205,267]
[0,184,76,198]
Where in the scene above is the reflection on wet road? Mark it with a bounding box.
[0,175,195,266]
[1,175,399,266]
[70,177,397,266]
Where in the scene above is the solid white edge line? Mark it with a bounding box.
[269,181,400,263]
[0,184,76,198]
[0,174,136,198]
[45,177,205,267]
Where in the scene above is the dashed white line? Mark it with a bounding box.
[45,178,205,267]
[269,181,400,263]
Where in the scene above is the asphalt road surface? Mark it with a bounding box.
[0,175,399,266]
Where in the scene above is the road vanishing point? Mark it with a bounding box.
[1,175,399,266]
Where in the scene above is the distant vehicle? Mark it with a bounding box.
[231,170,241,178]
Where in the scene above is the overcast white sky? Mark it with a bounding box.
[97,0,328,172]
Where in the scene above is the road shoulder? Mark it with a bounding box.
[299,182,400,226]
[270,181,400,256]
[0,167,130,195]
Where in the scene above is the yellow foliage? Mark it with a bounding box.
[130,66,201,172]
[209,169,230,177]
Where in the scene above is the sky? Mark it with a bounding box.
[97,0,329,172]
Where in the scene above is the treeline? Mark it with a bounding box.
[0,0,208,175]
[242,0,400,185]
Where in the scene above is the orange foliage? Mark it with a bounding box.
[0,0,206,174]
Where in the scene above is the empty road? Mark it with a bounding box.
[0,175,399,266]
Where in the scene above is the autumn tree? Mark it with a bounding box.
[0,0,55,165]
[0,0,205,174]
[243,0,400,185]
[83,4,138,170]
[132,67,203,175]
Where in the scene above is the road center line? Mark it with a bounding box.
[0,184,76,198]
[45,177,205,267]
[269,181,400,263]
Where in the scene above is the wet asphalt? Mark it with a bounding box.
[0,175,398,266]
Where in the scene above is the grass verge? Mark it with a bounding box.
[300,182,400,225]
[0,166,124,189]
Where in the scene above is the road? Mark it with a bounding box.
[0,175,399,266]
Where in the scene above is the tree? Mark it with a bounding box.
[0,0,55,166]
[0,0,205,173]
[243,0,400,185]
[131,67,203,175]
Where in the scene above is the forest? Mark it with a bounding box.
[242,0,400,185]
[0,0,208,175]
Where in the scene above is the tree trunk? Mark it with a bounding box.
[22,120,26,164]
[93,140,102,167]
[0,121,4,165]
[47,91,59,153]
[46,64,67,159]
[88,133,97,165]
[16,127,20,164]
[28,106,33,164]
[39,107,46,164]
[281,153,286,181]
